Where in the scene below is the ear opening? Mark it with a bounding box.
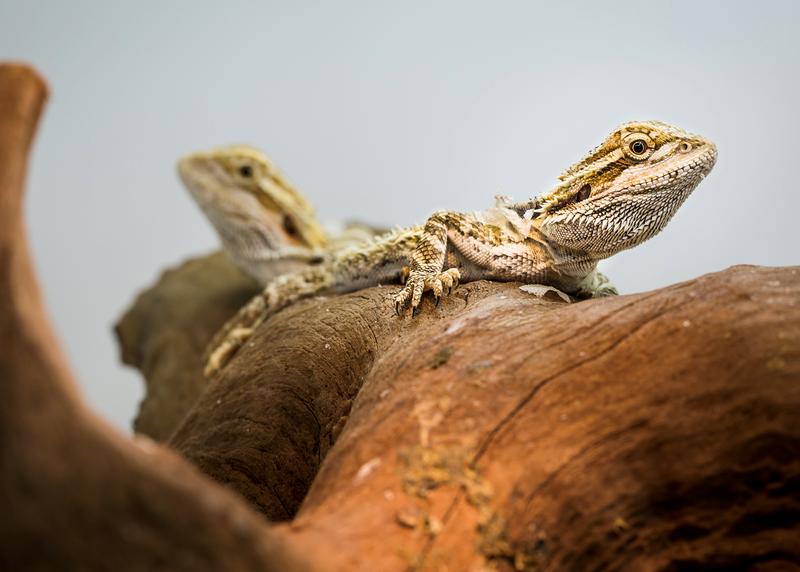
[575,184,591,203]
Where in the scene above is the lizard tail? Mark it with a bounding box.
[202,265,335,377]
[202,226,422,377]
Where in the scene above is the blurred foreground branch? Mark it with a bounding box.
[0,63,307,572]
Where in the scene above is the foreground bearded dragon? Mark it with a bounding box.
[179,121,717,377]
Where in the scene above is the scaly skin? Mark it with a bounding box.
[194,121,717,376]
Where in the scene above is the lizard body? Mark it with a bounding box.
[180,121,717,376]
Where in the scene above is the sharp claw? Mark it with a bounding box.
[412,306,420,318]
[395,301,402,316]
[434,295,440,307]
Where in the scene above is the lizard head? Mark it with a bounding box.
[178,145,330,253]
[533,121,717,259]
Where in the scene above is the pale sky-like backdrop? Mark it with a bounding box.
[1,1,798,430]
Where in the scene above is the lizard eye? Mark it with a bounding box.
[239,165,253,178]
[630,140,646,155]
[622,133,653,160]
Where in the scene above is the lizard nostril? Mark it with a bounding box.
[679,142,692,153]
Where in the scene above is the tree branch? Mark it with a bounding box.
[0,63,308,572]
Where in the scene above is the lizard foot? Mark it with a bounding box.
[575,270,619,298]
[394,267,461,316]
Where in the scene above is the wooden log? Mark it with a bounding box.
[271,267,800,571]
[132,247,799,569]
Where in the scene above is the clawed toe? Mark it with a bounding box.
[393,268,461,316]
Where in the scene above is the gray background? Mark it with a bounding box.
[1,1,798,431]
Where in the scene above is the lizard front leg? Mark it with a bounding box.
[393,210,466,315]
[393,210,517,315]
[393,208,559,314]
[203,266,335,377]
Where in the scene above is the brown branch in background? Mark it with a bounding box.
[0,63,308,572]
[116,251,260,440]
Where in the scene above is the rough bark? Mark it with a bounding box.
[157,262,799,570]
[0,63,308,572]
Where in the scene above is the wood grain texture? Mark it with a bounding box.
[274,267,800,571]
[134,247,799,569]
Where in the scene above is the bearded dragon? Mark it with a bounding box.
[180,121,717,377]
[178,144,378,284]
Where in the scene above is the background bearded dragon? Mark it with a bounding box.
[179,121,717,376]
[179,144,379,284]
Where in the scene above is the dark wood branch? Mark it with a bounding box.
[116,251,260,440]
